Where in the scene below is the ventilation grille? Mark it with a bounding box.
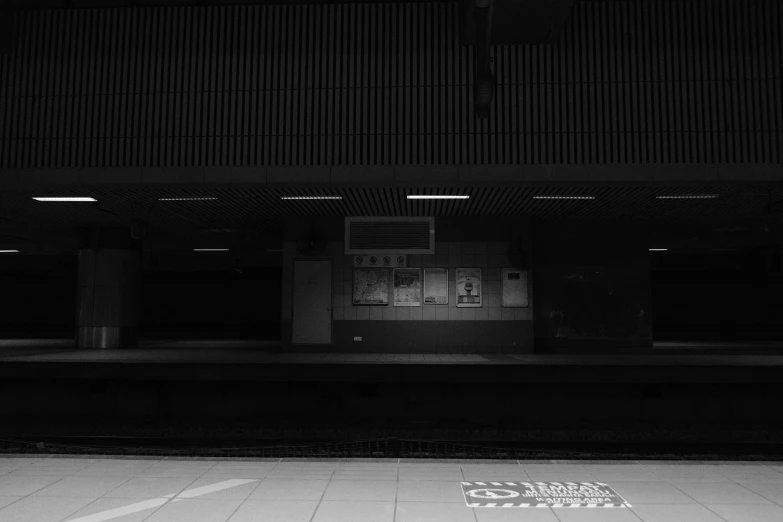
[346,218,434,254]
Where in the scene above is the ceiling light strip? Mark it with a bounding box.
[33,197,97,202]
[649,248,668,251]
[159,197,219,201]
[532,195,595,200]
[280,196,342,200]
[406,195,469,199]
[656,195,719,199]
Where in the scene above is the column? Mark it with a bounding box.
[77,247,141,349]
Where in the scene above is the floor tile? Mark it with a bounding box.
[671,482,773,504]
[704,503,783,522]
[248,479,329,500]
[0,496,21,509]
[312,501,394,522]
[734,482,783,504]
[0,495,94,522]
[322,479,397,501]
[61,497,168,522]
[525,473,597,482]
[31,475,130,497]
[630,503,726,522]
[589,471,665,482]
[545,506,643,522]
[0,475,63,496]
[144,498,243,522]
[395,501,477,522]
[172,476,261,499]
[474,507,560,522]
[227,500,318,522]
[103,477,199,498]
[397,480,465,503]
[611,481,698,504]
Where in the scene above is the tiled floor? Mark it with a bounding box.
[1,455,782,521]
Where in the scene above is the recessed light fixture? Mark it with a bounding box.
[649,248,668,251]
[280,196,342,200]
[159,197,218,201]
[0,250,19,253]
[533,195,595,200]
[33,197,97,202]
[656,194,719,199]
[193,248,229,252]
[406,195,470,200]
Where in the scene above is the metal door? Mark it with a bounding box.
[292,259,332,344]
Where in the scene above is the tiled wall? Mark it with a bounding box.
[282,217,533,353]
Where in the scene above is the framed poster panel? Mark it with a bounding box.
[456,268,482,308]
[352,268,389,305]
[502,268,529,307]
[393,268,421,306]
[423,268,448,305]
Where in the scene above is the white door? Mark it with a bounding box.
[292,259,332,344]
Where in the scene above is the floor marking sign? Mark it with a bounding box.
[65,479,258,522]
[461,481,631,508]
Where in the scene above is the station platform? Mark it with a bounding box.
[0,339,782,383]
[1,454,782,522]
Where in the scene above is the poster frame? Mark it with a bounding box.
[501,267,529,308]
[352,267,390,305]
[393,267,422,307]
[455,267,482,308]
[423,267,449,305]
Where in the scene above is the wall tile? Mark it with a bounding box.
[448,307,460,320]
[423,255,434,267]
[448,255,460,267]
[463,255,475,266]
[487,294,500,307]
[333,307,344,320]
[435,307,448,321]
[475,243,488,254]
[513,308,528,320]
[485,281,500,295]
[344,306,357,320]
[476,306,489,320]
[462,242,475,254]
[369,306,383,320]
[462,308,476,320]
[409,307,422,320]
[344,294,353,308]
[343,280,352,294]
[356,306,370,320]
[448,242,462,255]
[422,307,436,320]
[396,307,410,320]
[435,242,448,255]
[475,254,488,267]
[486,269,499,281]
[409,255,422,267]
[488,307,501,320]
[501,307,515,320]
[382,305,396,320]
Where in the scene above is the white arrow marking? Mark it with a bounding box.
[65,479,258,522]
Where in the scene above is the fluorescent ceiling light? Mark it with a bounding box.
[533,195,595,200]
[656,194,719,199]
[649,248,668,251]
[0,250,19,253]
[159,197,218,201]
[407,195,469,199]
[33,197,96,202]
[193,248,229,252]
[280,196,342,200]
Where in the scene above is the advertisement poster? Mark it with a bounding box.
[352,268,389,305]
[393,268,421,307]
[423,268,449,305]
[456,268,482,307]
[502,268,529,307]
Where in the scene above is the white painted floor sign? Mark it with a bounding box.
[461,481,631,508]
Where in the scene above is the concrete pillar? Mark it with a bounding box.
[77,247,141,349]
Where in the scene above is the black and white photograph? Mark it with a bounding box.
[0,0,782,521]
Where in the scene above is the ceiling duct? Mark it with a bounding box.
[345,217,435,255]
